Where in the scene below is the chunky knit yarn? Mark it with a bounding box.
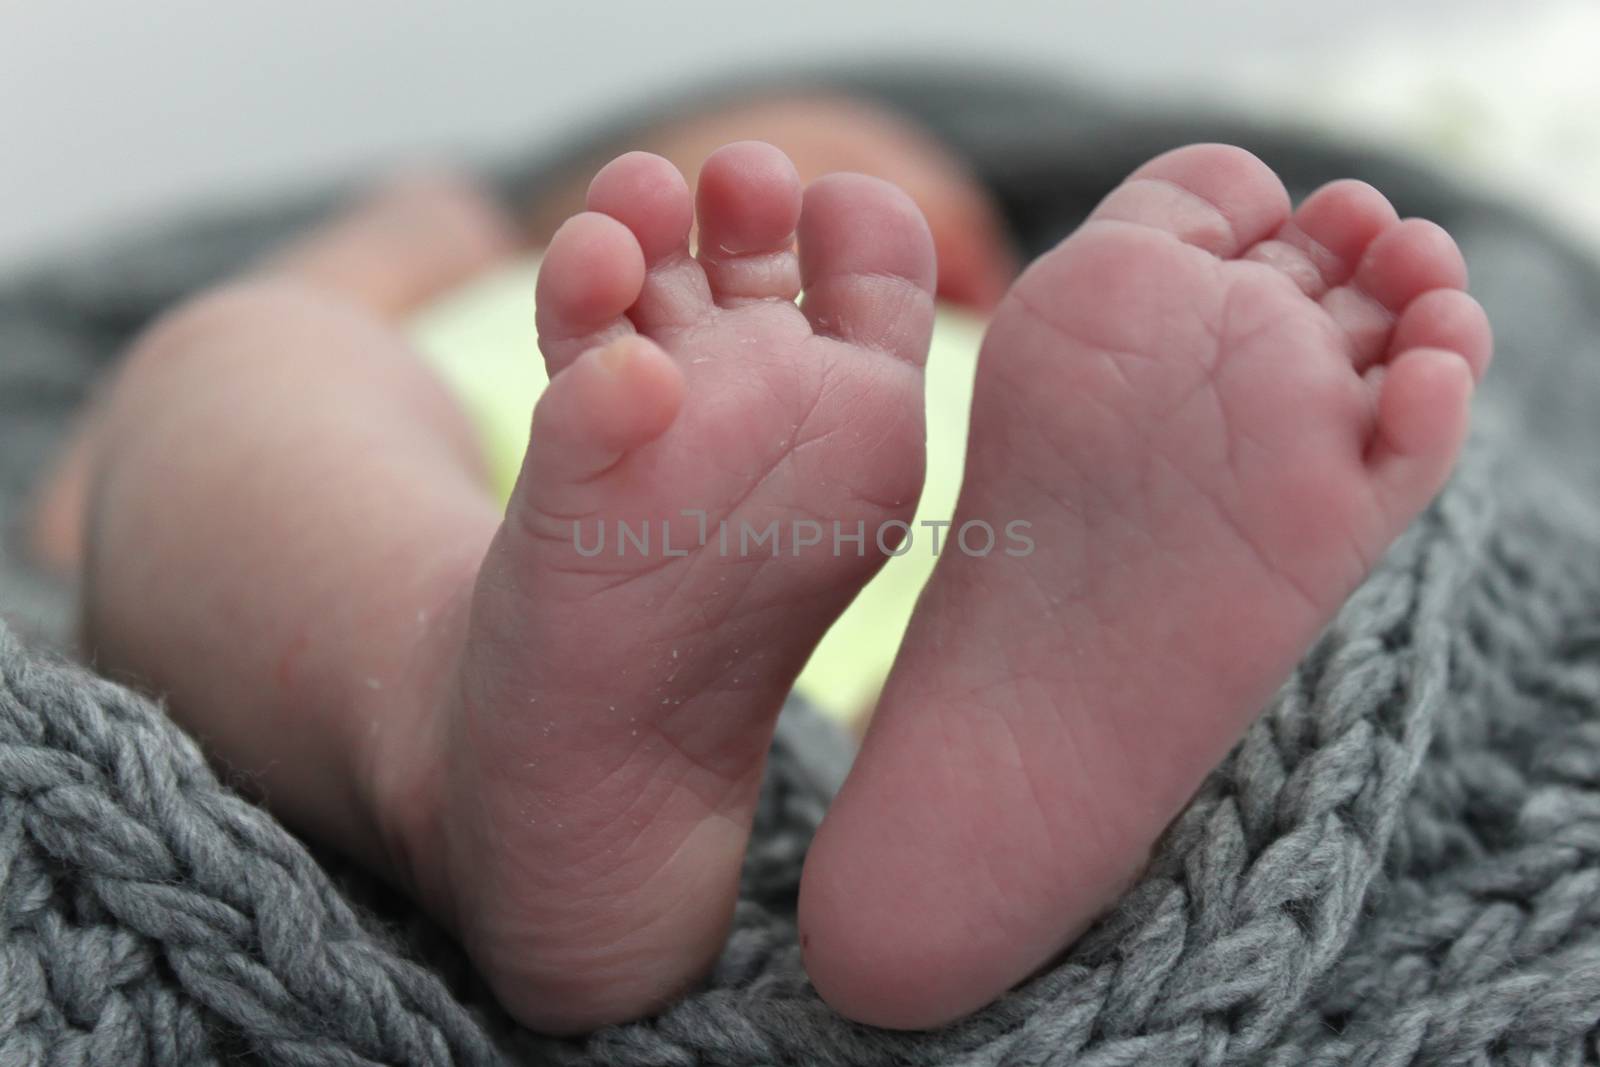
[3,72,1600,1064]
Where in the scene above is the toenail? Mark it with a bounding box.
[595,340,634,374]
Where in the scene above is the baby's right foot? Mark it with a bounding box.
[378,142,936,1031]
[799,144,1491,1029]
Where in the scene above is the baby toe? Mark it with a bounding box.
[1367,346,1475,520]
[1322,218,1468,371]
[1245,179,1397,298]
[798,173,936,365]
[535,211,646,374]
[1389,288,1494,383]
[1350,218,1469,313]
[587,151,712,332]
[524,335,684,489]
[695,141,804,306]
[1087,143,1291,258]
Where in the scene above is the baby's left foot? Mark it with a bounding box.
[799,144,1492,1028]
[381,142,936,1032]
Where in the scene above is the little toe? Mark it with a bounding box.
[522,335,684,488]
[1367,346,1475,515]
[1389,289,1494,383]
[1244,179,1397,298]
[695,141,804,306]
[798,173,936,364]
[535,212,646,374]
[1087,143,1291,258]
[587,151,713,332]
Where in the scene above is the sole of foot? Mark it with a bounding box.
[798,143,1491,1029]
[386,141,938,1033]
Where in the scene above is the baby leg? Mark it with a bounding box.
[82,175,518,867]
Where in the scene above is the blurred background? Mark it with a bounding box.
[2,0,1596,272]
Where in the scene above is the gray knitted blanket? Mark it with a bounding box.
[5,72,1600,1066]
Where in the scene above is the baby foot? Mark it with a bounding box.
[389,142,935,1031]
[798,144,1491,1028]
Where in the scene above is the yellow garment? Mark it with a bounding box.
[409,254,984,723]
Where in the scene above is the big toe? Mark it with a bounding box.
[798,172,938,365]
[1087,143,1291,257]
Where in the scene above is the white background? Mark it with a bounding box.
[0,0,1557,271]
